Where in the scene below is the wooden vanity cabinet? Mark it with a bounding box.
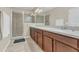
[30,27,79,52]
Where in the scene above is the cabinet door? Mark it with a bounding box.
[55,41,78,52]
[30,28,34,39]
[38,33,42,49]
[43,36,53,52]
[30,28,32,38]
[34,32,38,43]
[32,29,35,40]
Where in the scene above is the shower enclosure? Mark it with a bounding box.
[12,12,23,38]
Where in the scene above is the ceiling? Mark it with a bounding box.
[12,7,54,12]
[11,7,55,15]
[39,7,54,13]
[12,7,34,11]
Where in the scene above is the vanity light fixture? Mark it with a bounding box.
[38,9,43,13]
[31,8,43,16]
[35,8,40,13]
[35,8,43,13]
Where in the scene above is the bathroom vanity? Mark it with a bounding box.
[30,26,79,52]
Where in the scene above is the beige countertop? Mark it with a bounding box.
[30,25,79,39]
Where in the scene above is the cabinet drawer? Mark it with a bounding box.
[43,31,56,39]
[37,29,42,34]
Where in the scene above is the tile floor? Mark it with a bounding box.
[6,37,43,52]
